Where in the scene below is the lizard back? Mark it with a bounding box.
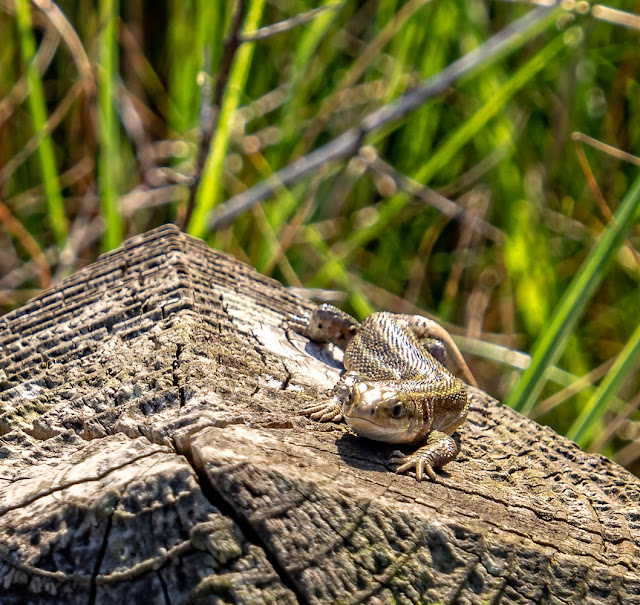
[344,312,452,383]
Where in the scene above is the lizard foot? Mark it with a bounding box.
[389,450,438,481]
[389,430,459,481]
[299,371,364,423]
[299,399,343,423]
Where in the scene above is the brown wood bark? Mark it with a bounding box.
[1,224,639,604]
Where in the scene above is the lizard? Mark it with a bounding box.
[290,304,477,481]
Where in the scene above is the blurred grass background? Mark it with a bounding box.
[1,0,640,475]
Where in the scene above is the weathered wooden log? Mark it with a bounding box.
[1,224,639,604]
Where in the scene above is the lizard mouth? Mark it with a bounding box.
[345,415,414,443]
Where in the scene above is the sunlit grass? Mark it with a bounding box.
[507,171,640,415]
[98,0,122,251]
[188,0,266,238]
[14,0,66,247]
[568,312,640,447]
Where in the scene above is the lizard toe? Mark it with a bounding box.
[389,451,438,482]
[388,450,408,466]
[299,401,342,423]
[315,409,343,422]
[287,312,310,331]
[298,403,326,416]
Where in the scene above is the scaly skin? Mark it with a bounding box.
[291,305,472,481]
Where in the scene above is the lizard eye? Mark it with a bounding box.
[391,403,404,418]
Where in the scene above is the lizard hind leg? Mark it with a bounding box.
[391,314,478,387]
[418,337,447,367]
[389,430,459,481]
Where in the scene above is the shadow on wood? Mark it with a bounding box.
[1,224,639,604]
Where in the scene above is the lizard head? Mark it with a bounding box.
[342,382,430,444]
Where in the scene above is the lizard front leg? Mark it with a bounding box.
[389,430,459,481]
[299,371,362,423]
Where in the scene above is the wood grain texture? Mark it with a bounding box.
[1,224,639,604]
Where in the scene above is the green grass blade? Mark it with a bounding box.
[567,317,640,447]
[508,171,640,415]
[98,0,122,251]
[187,0,266,239]
[281,0,342,143]
[14,0,67,247]
[303,224,373,318]
[168,0,222,135]
[416,36,567,183]
[312,28,566,285]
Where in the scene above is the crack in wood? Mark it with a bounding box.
[177,439,307,605]
[156,570,171,605]
[0,448,170,516]
[171,342,186,407]
[87,498,115,605]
